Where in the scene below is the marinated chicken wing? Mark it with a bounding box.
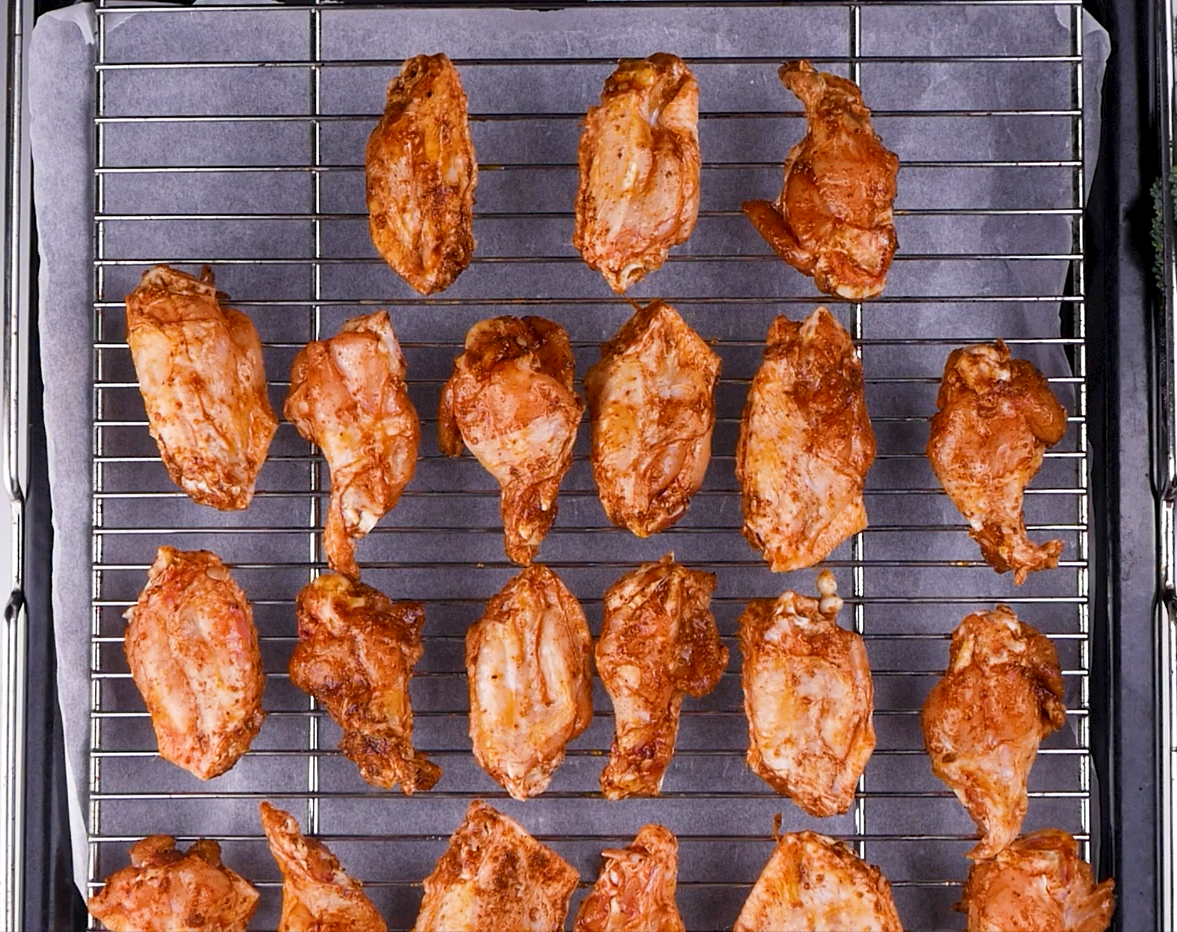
[290,573,440,793]
[737,307,875,572]
[922,606,1066,860]
[439,316,583,565]
[124,547,265,781]
[597,554,728,799]
[743,61,899,300]
[412,800,579,932]
[573,824,685,932]
[366,53,477,295]
[466,565,593,800]
[574,54,700,293]
[125,264,278,510]
[738,570,874,816]
[585,301,720,536]
[285,311,419,580]
[87,836,259,932]
[928,341,1069,585]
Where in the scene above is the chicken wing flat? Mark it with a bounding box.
[439,316,584,564]
[125,264,278,510]
[921,606,1066,860]
[466,564,593,800]
[743,61,899,300]
[573,54,700,293]
[260,802,387,932]
[573,824,686,932]
[366,53,477,295]
[411,800,579,932]
[738,570,874,817]
[290,573,440,793]
[927,341,1069,585]
[285,310,419,580]
[124,547,265,781]
[87,836,259,932]
[597,554,728,799]
[737,307,875,572]
[584,301,720,536]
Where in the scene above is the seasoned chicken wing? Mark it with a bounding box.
[125,264,278,510]
[743,61,899,300]
[574,54,700,293]
[290,573,440,793]
[124,547,265,781]
[928,341,1069,585]
[439,316,584,564]
[597,554,728,799]
[922,606,1066,860]
[466,564,593,800]
[573,824,685,932]
[738,570,874,816]
[737,307,875,572]
[585,301,720,536]
[412,800,580,932]
[366,53,477,295]
[285,310,419,580]
[87,836,259,932]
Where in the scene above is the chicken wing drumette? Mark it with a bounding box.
[573,824,686,932]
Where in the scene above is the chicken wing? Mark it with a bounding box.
[366,53,477,295]
[596,554,728,799]
[290,573,440,793]
[743,60,899,300]
[438,316,584,564]
[411,800,580,932]
[466,564,593,800]
[737,307,875,572]
[87,836,259,932]
[573,54,700,293]
[125,264,278,510]
[927,341,1069,585]
[584,301,720,536]
[285,310,419,580]
[124,547,265,781]
[921,606,1066,860]
[573,824,686,932]
[738,570,875,816]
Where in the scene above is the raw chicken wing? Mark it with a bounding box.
[573,824,685,932]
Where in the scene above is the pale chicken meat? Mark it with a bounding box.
[438,316,584,565]
[585,301,720,536]
[573,824,686,932]
[466,564,593,800]
[737,307,876,572]
[596,554,728,799]
[125,264,278,510]
[366,53,477,295]
[285,310,419,580]
[921,606,1066,860]
[743,60,899,300]
[928,341,1069,585]
[574,54,700,293]
[124,547,265,781]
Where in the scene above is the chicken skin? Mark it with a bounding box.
[585,301,720,536]
[574,54,700,293]
[290,573,440,794]
[738,570,875,817]
[743,61,899,300]
[928,341,1069,585]
[921,606,1066,859]
[124,547,265,781]
[87,836,259,932]
[285,310,419,580]
[466,564,593,800]
[366,53,477,295]
[737,307,876,572]
[439,316,584,565]
[125,264,278,510]
[411,800,580,932]
[596,554,728,799]
[573,825,686,932]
